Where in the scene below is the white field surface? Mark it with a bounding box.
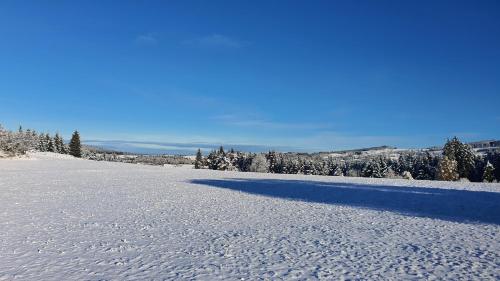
[0,153,499,280]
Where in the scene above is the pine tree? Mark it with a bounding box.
[483,161,495,183]
[216,154,232,170]
[486,152,500,181]
[54,133,61,153]
[57,133,67,154]
[363,160,382,177]
[206,150,218,170]
[376,158,388,178]
[38,133,47,151]
[266,151,278,173]
[442,137,475,179]
[69,131,82,158]
[194,149,203,169]
[437,156,459,181]
[46,134,54,152]
[333,165,343,176]
[301,159,314,175]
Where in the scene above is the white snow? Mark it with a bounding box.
[0,153,499,280]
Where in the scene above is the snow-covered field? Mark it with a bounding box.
[1,153,499,280]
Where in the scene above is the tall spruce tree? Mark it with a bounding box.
[38,133,46,151]
[46,134,54,152]
[266,151,278,173]
[54,133,62,153]
[483,161,495,183]
[194,149,203,169]
[69,131,82,158]
[442,137,475,179]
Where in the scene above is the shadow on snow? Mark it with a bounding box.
[189,178,500,225]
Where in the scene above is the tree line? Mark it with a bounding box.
[194,137,499,183]
[0,125,82,158]
[2,123,498,182]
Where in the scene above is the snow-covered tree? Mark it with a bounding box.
[266,151,278,173]
[300,159,314,175]
[485,152,500,182]
[483,161,495,183]
[437,156,459,181]
[234,152,253,172]
[46,134,55,152]
[249,154,268,173]
[443,137,475,179]
[53,133,64,153]
[206,149,233,171]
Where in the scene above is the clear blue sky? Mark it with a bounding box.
[1,0,499,151]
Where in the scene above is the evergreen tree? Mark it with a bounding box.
[194,149,203,169]
[284,156,300,174]
[46,134,54,152]
[442,137,475,179]
[69,131,82,158]
[375,158,388,178]
[361,162,371,177]
[469,157,486,182]
[437,156,459,181]
[483,161,495,183]
[206,150,218,170]
[205,149,232,170]
[301,159,314,175]
[333,165,343,176]
[274,155,286,174]
[266,151,278,173]
[37,133,47,151]
[485,152,500,182]
[234,152,252,172]
[59,134,67,154]
[53,133,62,153]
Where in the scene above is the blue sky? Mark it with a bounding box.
[1,0,499,152]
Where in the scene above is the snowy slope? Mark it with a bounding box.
[0,153,499,280]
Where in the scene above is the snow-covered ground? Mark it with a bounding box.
[0,153,499,280]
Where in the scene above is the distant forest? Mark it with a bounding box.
[195,139,499,183]
[1,124,498,183]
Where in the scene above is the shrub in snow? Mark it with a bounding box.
[402,171,413,180]
[385,167,401,179]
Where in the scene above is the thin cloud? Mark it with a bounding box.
[212,114,332,130]
[135,33,158,46]
[289,131,411,152]
[184,34,244,48]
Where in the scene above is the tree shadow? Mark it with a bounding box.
[189,178,500,225]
